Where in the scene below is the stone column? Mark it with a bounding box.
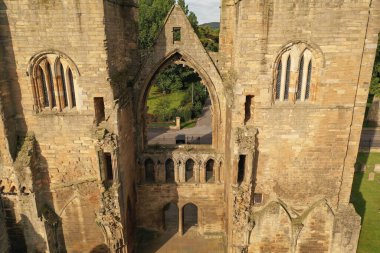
[215,161,221,183]
[195,160,201,183]
[154,163,158,183]
[174,160,180,183]
[178,205,183,236]
[179,161,185,183]
[200,162,206,183]
[156,161,164,184]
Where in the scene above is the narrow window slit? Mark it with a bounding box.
[244,95,253,124]
[94,97,105,125]
[60,63,68,108]
[173,27,181,42]
[305,60,312,100]
[104,153,113,181]
[68,68,76,107]
[38,66,49,107]
[284,56,291,100]
[297,56,304,100]
[275,61,282,100]
[238,155,246,184]
[47,62,56,107]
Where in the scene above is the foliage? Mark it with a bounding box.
[153,99,172,121]
[369,35,380,96]
[138,0,175,50]
[148,64,209,124]
[351,153,380,253]
[155,65,183,94]
[181,82,208,118]
[154,64,200,94]
[198,25,220,52]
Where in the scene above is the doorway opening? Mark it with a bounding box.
[163,203,179,232]
[183,203,198,234]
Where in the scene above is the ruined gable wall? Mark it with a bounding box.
[134,5,228,238]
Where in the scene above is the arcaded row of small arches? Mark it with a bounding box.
[30,52,78,112]
[141,156,223,184]
[274,43,320,103]
[0,181,29,195]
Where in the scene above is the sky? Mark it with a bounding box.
[185,0,220,24]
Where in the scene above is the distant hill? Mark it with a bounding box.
[200,22,220,30]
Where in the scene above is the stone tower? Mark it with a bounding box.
[0,0,379,253]
[0,0,139,252]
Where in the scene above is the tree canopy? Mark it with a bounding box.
[138,0,175,50]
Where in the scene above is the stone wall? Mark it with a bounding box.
[0,0,378,252]
[220,0,379,252]
[0,0,138,252]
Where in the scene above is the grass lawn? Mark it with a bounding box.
[351,153,380,253]
[181,119,197,129]
[147,85,187,114]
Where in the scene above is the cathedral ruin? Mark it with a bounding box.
[0,0,379,252]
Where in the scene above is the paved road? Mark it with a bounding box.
[148,99,212,145]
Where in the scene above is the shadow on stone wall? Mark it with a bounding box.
[136,186,180,253]
[90,244,111,253]
[20,214,48,253]
[0,0,28,159]
[0,196,49,253]
[33,140,67,253]
[0,196,27,252]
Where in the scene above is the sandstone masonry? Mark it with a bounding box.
[0,1,379,253]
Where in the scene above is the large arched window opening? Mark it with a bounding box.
[274,43,322,103]
[29,52,79,112]
[136,50,226,151]
[145,59,212,146]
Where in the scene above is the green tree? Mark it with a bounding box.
[139,0,175,50]
[198,25,220,52]
[155,65,183,94]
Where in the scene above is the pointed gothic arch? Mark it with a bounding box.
[137,50,223,149]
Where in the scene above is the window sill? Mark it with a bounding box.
[33,108,86,117]
[273,100,315,108]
